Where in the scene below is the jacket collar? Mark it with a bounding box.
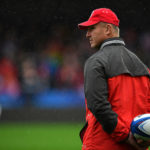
[100,37,125,50]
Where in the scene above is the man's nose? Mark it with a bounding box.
[86,30,91,38]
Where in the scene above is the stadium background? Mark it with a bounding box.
[0,0,150,150]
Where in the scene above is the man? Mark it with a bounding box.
[78,8,150,150]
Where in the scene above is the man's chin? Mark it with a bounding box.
[91,44,99,49]
[90,44,96,48]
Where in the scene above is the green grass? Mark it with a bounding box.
[2,123,149,150]
[0,122,83,150]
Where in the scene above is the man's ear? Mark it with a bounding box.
[105,24,112,36]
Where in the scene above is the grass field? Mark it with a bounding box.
[0,122,83,150]
[1,122,150,150]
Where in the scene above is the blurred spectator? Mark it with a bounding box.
[0,57,20,99]
[0,29,21,101]
[57,45,83,89]
[40,39,63,88]
[20,56,49,106]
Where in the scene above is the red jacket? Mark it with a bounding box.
[80,38,150,150]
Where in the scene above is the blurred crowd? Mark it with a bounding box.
[0,25,150,108]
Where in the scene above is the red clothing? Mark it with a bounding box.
[82,74,150,150]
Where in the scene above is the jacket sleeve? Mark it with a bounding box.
[84,58,129,141]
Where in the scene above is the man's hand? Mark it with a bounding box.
[136,138,150,149]
[126,132,150,150]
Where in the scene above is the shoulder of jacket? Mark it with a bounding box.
[85,50,108,66]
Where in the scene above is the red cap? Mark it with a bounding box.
[78,8,119,30]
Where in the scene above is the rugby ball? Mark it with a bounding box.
[131,114,150,141]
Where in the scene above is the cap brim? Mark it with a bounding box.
[78,20,100,30]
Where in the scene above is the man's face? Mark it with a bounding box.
[86,22,107,49]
